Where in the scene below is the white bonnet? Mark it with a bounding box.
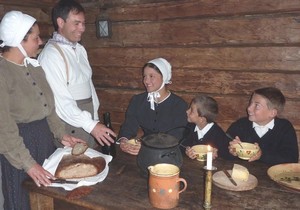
[0,11,36,47]
[148,58,172,84]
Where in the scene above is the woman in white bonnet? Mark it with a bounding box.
[119,58,188,155]
[0,11,84,210]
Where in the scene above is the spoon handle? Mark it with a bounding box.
[226,133,243,148]
[226,133,234,140]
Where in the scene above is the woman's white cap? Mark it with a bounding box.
[0,10,36,47]
[148,58,172,84]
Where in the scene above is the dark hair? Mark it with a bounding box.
[0,22,36,53]
[191,95,218,123]
[142,62,162,75]
[52,0,85,31]
[252,87,285,113]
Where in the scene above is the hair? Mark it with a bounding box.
[252,87,286,113]
[142,62,162,75]
[52,0,85,31]
[0,22,36,53]
[191,95,218,123]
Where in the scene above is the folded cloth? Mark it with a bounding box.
[43,147,112,191]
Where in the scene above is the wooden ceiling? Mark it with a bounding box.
[0,0,180,9]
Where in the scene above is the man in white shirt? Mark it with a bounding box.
[38,0,115,148]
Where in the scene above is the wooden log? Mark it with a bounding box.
[92,66,300,100]
[87,47,300,72]
[83,14,300,47]
[101,0,300,21]
[0,0,55,9]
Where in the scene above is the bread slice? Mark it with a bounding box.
[55,154,105,179]
[72,143,88,156]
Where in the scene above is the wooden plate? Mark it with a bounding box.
[267,163,300,193]
[213,170,258,191]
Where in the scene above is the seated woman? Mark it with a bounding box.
[182,95,231,160]
[118,58,188,155]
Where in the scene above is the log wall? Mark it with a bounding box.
[0,0,299,160]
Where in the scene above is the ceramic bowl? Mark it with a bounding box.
[122,139,141,155]
[234,142,259,160]
[127,139,140,146]
[191,145,209,161]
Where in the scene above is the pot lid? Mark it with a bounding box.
[142,133,179,148]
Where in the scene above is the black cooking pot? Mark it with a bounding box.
[137,130,186,177]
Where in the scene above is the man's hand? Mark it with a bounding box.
[91,123,116,146]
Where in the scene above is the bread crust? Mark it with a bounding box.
[55,154,106,179]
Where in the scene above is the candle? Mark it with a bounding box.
[206,145,213,170]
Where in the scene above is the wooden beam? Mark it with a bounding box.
[0,0,55,9]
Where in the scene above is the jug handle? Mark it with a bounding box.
[177,178,187,194]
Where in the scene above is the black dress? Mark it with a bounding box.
[119,92,188,140]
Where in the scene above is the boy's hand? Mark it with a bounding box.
[185,146,197,159]
[228,136,242,156]
[249,143,262,162]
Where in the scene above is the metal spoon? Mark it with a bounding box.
[226,133,243,149]
[179,144,187,149]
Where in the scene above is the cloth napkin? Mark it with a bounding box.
[43,147,112,191]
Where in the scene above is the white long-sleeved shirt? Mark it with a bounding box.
[38,42,99,133]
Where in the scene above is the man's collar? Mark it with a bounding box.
[50,32,77,49]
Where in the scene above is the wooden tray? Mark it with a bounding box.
[213,170,258,191]
[267,163,300,193]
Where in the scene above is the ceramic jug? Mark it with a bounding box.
[148,163,187,209]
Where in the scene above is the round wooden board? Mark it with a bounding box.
[213,170,258,191]
[267,163,300,193]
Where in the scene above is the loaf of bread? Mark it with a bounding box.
[231,164,249,181]
[55,154,106,179]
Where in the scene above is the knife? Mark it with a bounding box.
[223,170,237,186]
[51,179,79,184]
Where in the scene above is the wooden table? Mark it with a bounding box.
[24,147,300,210]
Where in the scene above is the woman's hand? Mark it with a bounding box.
[185,146,197,159]
[61,134,86,147]
[228,136,241,156]
[120,137,141,155]
[27,163,55,187]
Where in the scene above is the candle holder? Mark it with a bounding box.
[203,165,217,210]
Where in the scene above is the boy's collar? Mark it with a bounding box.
[194,122,214,140]
[252,119,275,130]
